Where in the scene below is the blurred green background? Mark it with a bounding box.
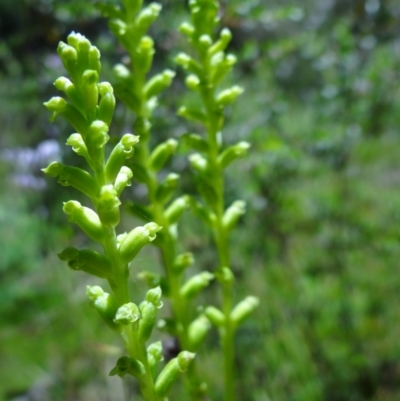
[1,0,400,400]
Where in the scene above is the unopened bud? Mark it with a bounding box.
[145,286,163,309]
[188,315,211,349]
[165,195,190,224]
[178,22,195,37]
[155,351,195,397]
[82,69,99,113]
[137,36,155,74]
[114,166,133,196]
[144,69,175,99]
[119,223,162,265]
[105,134,139,183]
[135,3,162,35]
[223,200,246,232]
[87,120,109,150]
[185,74,200,90]
[138,301,157,341]
[204,306,225,327]
[86,286,120,331]
[147,341,164,375]
[188,153,208,174]
[63,201,103,242]
[97,184,121,226]
[215,85,244,108]
[208,28,232,56]
[230,296,259,326]
[58,247,110,278]
[180,272,214,299]
[42,162,98,198]
[98,82,115,126]
[149,139,178,171]
[218,141,250,169]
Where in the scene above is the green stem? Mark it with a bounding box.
[199,80,236,401]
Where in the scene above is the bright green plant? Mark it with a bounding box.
[43,1,258,400]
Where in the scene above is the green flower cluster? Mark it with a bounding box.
[43,32,194,401]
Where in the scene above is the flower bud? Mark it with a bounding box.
[54,77,84,110]
[57,41,78,77]
[114,63,131,81]
[97,184,121,226]
[138,301,157,342]
[88,46,101,74]
[230,296,259,326]
[144,69,175,99]
[58,247,111,278]
[204,306,225,327]
[42,162,98,198]
[185,74,200,91]
[149,139,178,171]
[218,141,250,169]
[198,34,212,50]
[98,82,115,126]
[109,356,146,378]
[108,18,127,38]
[181,133,209,153]
[188,315,211,349]
[86,286,120,331]
[45,99,88,136]
[215,266,235,286]
[155,173,179,204]
[63,201,103,242]
[178,22,195,38]
[66,133,89,160]
[188,153,208,174]
[114,302,141,325]
[86,121,109,162]
[119,223,162,265]
[180,272,214,299]
[145,286,163,309]
[174,53,203,76]
[223,200,246,232]
[114,166,133,196]
[44,96,67,115]
[105,134,139,183]
[215,85,243,108]
[208,28,232,56]
[135,3,162,36]
[177,106,207,124]
[82,69,99,114]
[165,195,190,224]
[155,351,195,397]
[136,36,155,74]
[211,53,237,86]
[174,251,194,272]
[215,85,244,108]
[147,341,164,375]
